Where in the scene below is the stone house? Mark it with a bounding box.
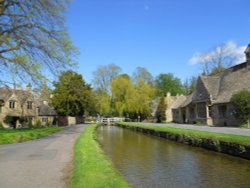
[0,85,57,128]
[0,85,36,128]
[164,92,187,122]
[171,44,250,126]
[37,100,57,125]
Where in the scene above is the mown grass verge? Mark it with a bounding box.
[71,124,130,188]
[116,122,250,160]
[0,126,63,144]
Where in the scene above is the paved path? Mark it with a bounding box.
[0,124,87,188]
[138,123,250,136]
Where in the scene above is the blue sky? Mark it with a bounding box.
[65,0,250,84]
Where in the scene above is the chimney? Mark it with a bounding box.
[26,83,32,92]
[244,44,250,66]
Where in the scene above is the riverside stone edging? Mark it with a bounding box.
[115,123,250,160]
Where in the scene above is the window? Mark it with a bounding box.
[9,101,15,109]
[27,101,32,109]
[219,105,227,118]
[42,117,48,122]
[197,103,206,118]
[27,117,33,121]
[208,106,212,117]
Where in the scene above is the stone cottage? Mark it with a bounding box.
[37,100,57,126]
[171,44,250,126]
[0,85,36,128]
[0,85,57,128]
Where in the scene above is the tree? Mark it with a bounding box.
[132,67,153,86]
[183,76,197,95]
[92,64,121,94]
[133,78,155,120]
[52,71,95,116]
[111,76,155,120]
[155,96,167,123]
[98,93,111,117]
[0,0,77,84]
[155,73,184,97]
[189,42,243,75]
[230,90,250,127]
[111,75,133,116]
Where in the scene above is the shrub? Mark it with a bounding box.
[4,116,16,128]
[35,119,42,128]
[231,90,250,128]
[28,120,33,129]
[0,122,3,128]
[19,116,28,127]
[156,96,167,123]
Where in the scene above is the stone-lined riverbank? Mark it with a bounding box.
[116,122,250,160]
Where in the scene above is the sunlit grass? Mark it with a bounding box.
[0,126,63,144]
[117,122,250,146]
[71,124,130,188]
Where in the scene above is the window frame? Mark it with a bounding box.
[27,101,33,110]
[9,100,16,109]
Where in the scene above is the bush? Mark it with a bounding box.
[45,121,51,127]
[0,122,3,128]
[19,116,28,127]
[156,96,167,123]
[231,90,250,128]
[35,119,42,128]
[28,120,33,129]
[4,116,16,128]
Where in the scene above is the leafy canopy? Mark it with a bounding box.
[52,71,95,116]
[155,73,184,97]
[0,0,77,84]
[231,90,250,126]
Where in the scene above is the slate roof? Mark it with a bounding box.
[0,88,12,101]
[171,95,187,109]
[214,62,250,103]
[38,103,57,116]
[0,87,33,104]
[180,62,250,106]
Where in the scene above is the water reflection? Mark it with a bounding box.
[97,126,250,188]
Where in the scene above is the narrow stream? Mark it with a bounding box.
[97,125,250,188]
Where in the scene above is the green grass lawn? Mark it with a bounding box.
[71,124,130,188]
[118,122,250,146]
[0,126,63,144]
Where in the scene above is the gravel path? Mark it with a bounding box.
[138,123,250,136]
[0,124,87,188]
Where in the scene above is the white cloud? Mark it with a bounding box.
[188,41,246,65]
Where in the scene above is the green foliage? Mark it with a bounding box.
[0,0,77,84]
[0,122,3,128]
[231,90,250,127]
[156,97,167,123]
[0,127,62,144]
[111,75,155,120]
[52,71,96,116]
[117,122,250,146]
[19,116,28,126]
[71,124,130,188]
[3,116,15,127]
[97,93,111,117]
[35,119,42,128]
[155,73,184,97]
[28,120,33,129]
